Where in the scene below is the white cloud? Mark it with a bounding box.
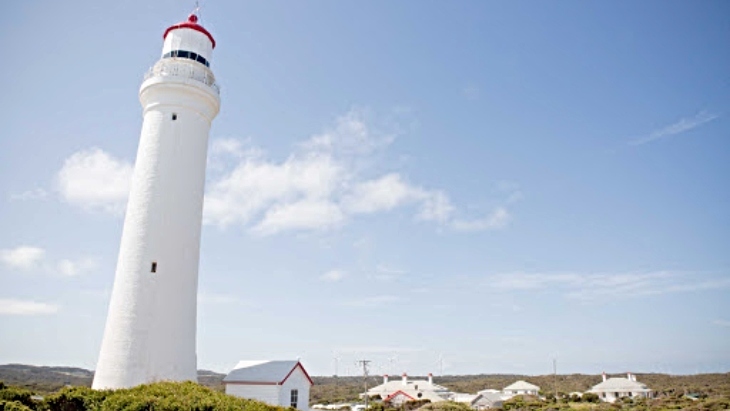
[320,270,346,282]
[56,258,97,277]
[0,246,45,270]
[485,271,730,301]
[343,173,422,214]
[57,148,133,214]
[451,207,510,232]
[630,111,719,146]
[252,199,345,235]
[0,299,59,315]
[56,110,517,235]
[204,152,343,229]
[1,246,97,278]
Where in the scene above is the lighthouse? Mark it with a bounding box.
[93,13,220,389]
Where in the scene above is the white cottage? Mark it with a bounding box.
[224,360,313,411]
[503,380,540,397]
[588,372,652,403]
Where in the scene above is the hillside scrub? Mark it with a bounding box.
[2,381,290,411]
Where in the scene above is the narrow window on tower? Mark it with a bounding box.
[172,113,177,121]
[151,262,157,273]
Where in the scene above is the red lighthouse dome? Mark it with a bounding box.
[163,13,216,48]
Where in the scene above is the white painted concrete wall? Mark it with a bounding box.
[226,384,281,405]
[225,368,311,411]
[163,27,214,61]
[92,18,220,390]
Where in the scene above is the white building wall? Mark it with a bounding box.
[279,368,311,411]
[226,384,281,405]
[92,22,219,390]
[163,28,213,61]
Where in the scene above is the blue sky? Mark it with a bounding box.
[1,0,729,377]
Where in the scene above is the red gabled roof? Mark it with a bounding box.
[282,361,314,386]
[385,390,415,402]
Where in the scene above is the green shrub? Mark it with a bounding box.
[41,381,290,411]
[0,400,34,411]
[581,393,600,403]
[0,386,35,409]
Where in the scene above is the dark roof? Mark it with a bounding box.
[223,360,313,385]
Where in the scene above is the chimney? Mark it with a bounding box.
[626,372,631,381]
[428,373,433,384]
[402,373,408,385]
[602,372,607,382]
[384,374,389,384]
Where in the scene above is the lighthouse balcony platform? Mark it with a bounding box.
[144,61,220,95]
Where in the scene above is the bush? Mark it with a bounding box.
[582,393,600,403]
[0,386,35,409]
[43,386,109,411]
[0,400,34,411]
[41,381,290,411]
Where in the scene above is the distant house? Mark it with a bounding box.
[453,392,504,410]
[385,390,418,406]
[224,360,313,411]
[588,372,652,403]
[503,380,540,397]
[363,373,452,403]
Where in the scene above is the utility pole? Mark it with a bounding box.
[553,358,558,400]
[357,360,371,410]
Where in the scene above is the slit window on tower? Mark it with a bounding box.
[162,50,210,67]
[172,113,177,121]
[151,262,157,273]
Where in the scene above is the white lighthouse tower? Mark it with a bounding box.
[93,13,220,389]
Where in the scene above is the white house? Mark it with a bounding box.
[502,380,540,397]
[588,372,652,403]
[363,373,452,403]
[224,360,313,411]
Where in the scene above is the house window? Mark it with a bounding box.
[172,113,177,120]
[290,389,298,409]
[151,262,157,273]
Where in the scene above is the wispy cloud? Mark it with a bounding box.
[629,111,719,146]
[9,188,49,201]
[0,245,97,277]
[56,258,98,277]
[712,319,730,328]
[0,299,59,315]
[0,246,45,270]
[343,295,401,307]
[320,269,346,282]
[336,346,425,354]
[485,271,730,301]
[372,264,407,282]
[451,207,510,232]
[198,292,253,306]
